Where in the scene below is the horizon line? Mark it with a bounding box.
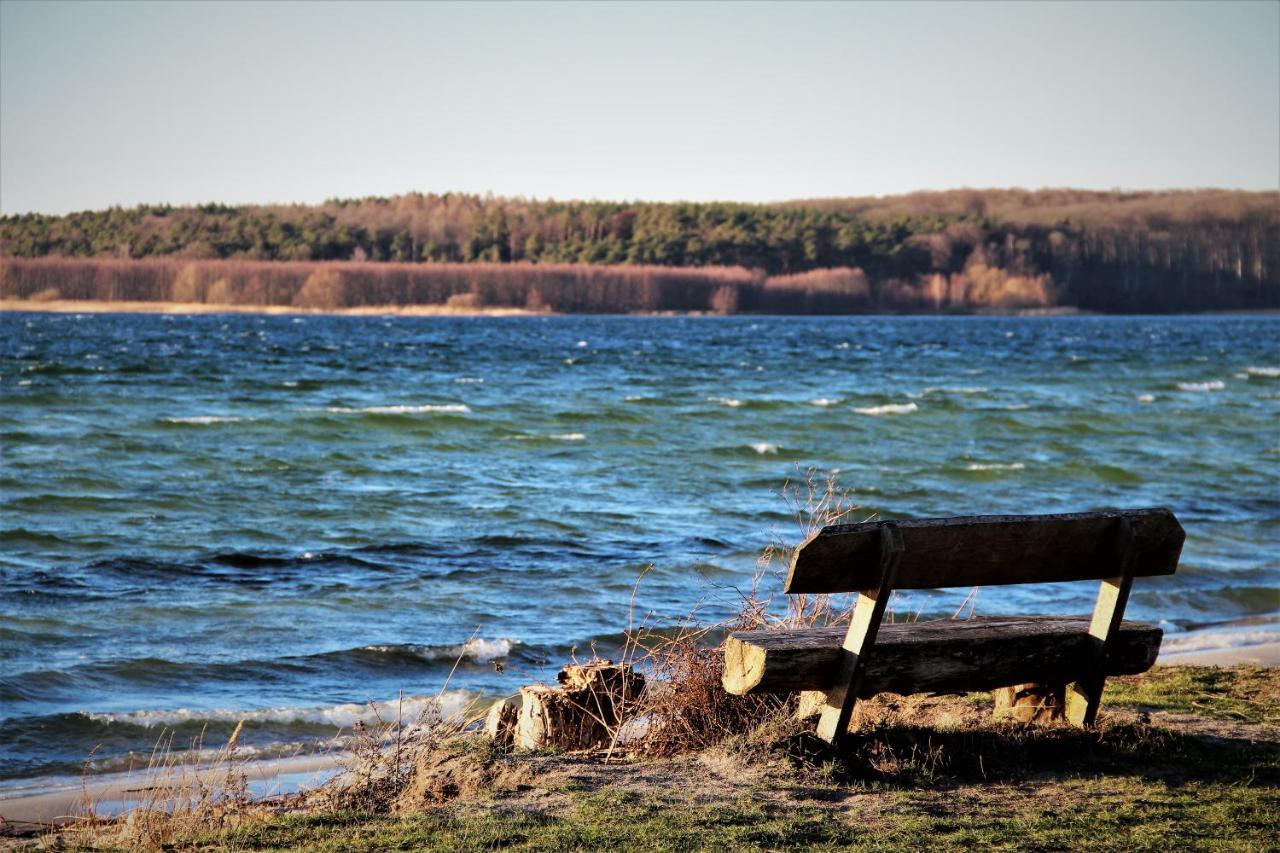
[5,184,1279,217]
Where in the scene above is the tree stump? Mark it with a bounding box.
[484,697,519,748]
[515,661,644,751]
[795,689,827,721]
[993,682,1065,723]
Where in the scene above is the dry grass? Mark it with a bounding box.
[51,724,254,849]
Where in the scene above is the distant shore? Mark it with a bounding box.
[0,299,550,317]
[6,299,1279,318]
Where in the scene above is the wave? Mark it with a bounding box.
[915,386,989,397]
[1177,380,1225,392]
[708,396,742,408]
[1158,613,1280,664]
[307,404,471,415]
[0,691,478,781]
[1,636,524,705]
[355,637,516,664]
[853,402,918,416]
[84,689,476,732]
[749,442,778,455]
[162,415,247,425]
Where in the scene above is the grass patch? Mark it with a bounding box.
[1106,666,1280,724]
[194,774,1278,852]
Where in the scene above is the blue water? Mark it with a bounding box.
[1,313,1278,784]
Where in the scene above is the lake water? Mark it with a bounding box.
[1,313,1277,787]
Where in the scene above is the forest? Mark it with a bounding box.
[1,189,1276,312]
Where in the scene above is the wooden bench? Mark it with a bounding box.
[722,508,1184,743]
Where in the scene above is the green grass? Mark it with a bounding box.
[1105,666,1279,724]
[194,776,1278,852]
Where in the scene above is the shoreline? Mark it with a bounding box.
[0,753,343,831]
[2,642,1275,829]
[4,299,1279,318]
[0,299,551,317]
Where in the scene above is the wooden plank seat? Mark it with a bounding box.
[722,508,1185,743]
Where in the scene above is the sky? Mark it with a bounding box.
[1,0,1277,214]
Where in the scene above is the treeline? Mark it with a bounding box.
[0,258,757,313]
[1,189,1276,312]
[0,257,1063,313]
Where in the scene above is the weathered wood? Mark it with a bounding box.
[993,683,1066,723]
[816,524,902,743]
[484,697,519,748]
[515,661,644,751]
[1066,517,1141,726]
[785,508,1183,593]
[723,616,1162,696]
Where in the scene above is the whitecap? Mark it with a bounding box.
[164,415,245,425]
[454,377,485,384]
[549,433,586,441]
[965,462,1025,471]
[311,404,471,415]
[1177,380,1225,392]
[368,637,515,662]
[854,402,918,416]
[576,340,588,348]
[1245,366,1280,378]
[1136,394,1156,403]
[86,690,476,731]
[454,637,514,660]
[809,397,840,407]
[709,396,743,408]
[915,386,989,397]
[750,442,778,454]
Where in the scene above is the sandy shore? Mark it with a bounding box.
[0,299,549,317]
[1156,615,1280,666]
[1157,642,1280,666]
[0,753,343,832]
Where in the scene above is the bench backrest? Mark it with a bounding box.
[785,508,1184,594]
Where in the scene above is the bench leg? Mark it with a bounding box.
[815,525,903,744]
[1066,518,1140,727]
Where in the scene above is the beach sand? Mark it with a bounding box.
[1156,614,1280,667]
[1158,641,1280,666]
[0,753,342,833]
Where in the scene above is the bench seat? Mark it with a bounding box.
[723,615,1162,697]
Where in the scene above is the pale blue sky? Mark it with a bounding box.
[1,0,1277,214]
